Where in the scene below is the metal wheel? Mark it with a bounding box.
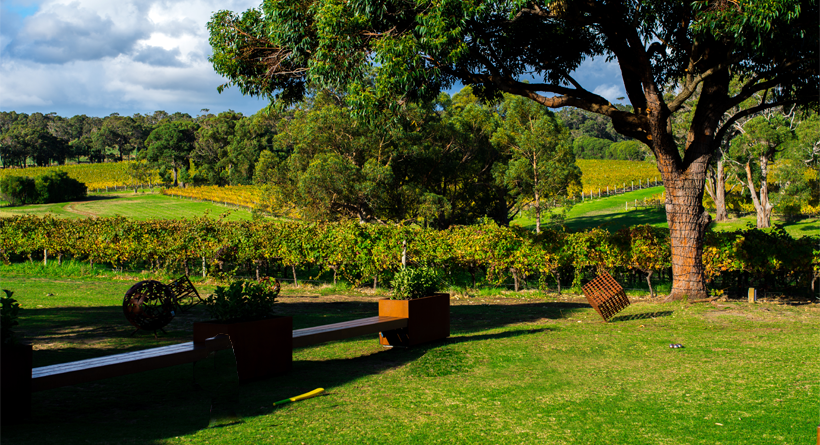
[123,280,176,332]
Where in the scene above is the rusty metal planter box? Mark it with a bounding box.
[193,316,292,381]
[378,293,450,347]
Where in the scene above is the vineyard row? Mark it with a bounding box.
[1,216,816,296]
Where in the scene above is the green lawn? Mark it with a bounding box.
[1,266,818,444]
[0,191,255,221]
[513,186,820,236]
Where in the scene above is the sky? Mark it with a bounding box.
[0,0,628,118]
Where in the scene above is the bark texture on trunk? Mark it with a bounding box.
[662,170,711,301]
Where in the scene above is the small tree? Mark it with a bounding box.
[142,121,198,187]
[728,114,795,228]
[491,94,581,233]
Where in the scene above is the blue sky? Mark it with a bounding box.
[0,0,627,118]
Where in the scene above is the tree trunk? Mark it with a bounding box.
[43,249,47,266]
[644,270,655,298]
[743,156,773,228]
[706,158,728,222]
[291,265,298,285]
[469,266,476,288]
[653,131,712,302]
[511,268,520,292]
[533,156,541,234]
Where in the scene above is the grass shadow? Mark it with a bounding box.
[565,208,667,232]
[8,298,620,443]
[608,310,674,323]
[69,195,122,203]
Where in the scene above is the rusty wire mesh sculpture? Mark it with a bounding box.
[582,271,631,322]
[167,275,203,313]
[123,276,205,336]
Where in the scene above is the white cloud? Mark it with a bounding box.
[2,0,632,116]
[0,0,268,117]
[592,84,627,104]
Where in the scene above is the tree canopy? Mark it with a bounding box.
[208,0,818,300]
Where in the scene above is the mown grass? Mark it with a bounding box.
[1,266,818,445]
[513,186,820,237]
[513,186,666,233]
[0,191,255,221]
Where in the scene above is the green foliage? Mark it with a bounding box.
[33,170,87,204]
[1,289,21,344]
[204,279,279,322]
[257,88,508,226]
[142,121,199,187]
[0,175,37,205]
[492,94,581,231]
[607,140,651,161]
[1,171,85,206]
[572,136,614,160]
[390,266,443,300]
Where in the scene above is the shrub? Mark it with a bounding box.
[1,290,21,344]
[204,279,279,322]
[0,171,86,206]
[34,170,86,203]
[0,176,37,205]
[390,266,442,300]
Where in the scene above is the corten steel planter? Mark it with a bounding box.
[1,342,32,424]
[378,293,450,347]
[193,316,292,381]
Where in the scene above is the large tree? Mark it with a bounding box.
[208,0,818,300]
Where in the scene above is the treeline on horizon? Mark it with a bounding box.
[0,99,647,170]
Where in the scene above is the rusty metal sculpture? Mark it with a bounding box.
[582,271,631,322]
[123,276,205,336]
[166,275,203,313]
[123,280,176,335]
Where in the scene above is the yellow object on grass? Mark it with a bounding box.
[273,388,325,406]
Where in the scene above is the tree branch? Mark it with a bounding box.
[713,99,799,149]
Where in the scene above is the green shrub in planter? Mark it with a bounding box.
[204,280,279,322]
[390,267,442,300]
[1,290,21,345]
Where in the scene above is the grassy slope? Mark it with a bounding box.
[0,191,255,221]
[1,267,818,445]
[513,186,820,237]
